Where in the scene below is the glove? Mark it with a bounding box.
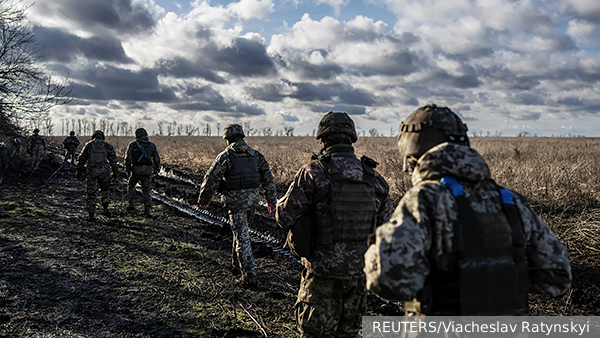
[199,204,209,210]
[267,203,276,213]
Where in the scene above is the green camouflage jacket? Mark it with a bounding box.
[277,145,393,279]
[364,143,572,302]
[198,140,277,212]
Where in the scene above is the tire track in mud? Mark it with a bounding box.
[143,167,302,264]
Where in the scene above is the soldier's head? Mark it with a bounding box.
[91,130,105,140]
[135,128,148,138]
[33,128,40,135]
[316,111,357,148]
[222,124,245,142]
[70,131,75,136]
[398,104,469,172]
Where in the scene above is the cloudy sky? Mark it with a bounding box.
[22,0,600,136]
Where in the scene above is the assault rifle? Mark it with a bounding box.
[135,141,158,175]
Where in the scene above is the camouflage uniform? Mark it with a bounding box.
[124,129,160,216]
[364,142,572,315]
[27,131,46,170]
[198,138,277,285]
[62,134,80,169]
[277,144,393,337]
[77,132,118,219]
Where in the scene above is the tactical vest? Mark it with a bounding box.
[132,142,153,166]
[222,154,261,190]
[313,153,378,244]
[89,141,107,163]
[413,176,529,315]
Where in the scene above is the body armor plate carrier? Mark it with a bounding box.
[222,154,261,191]
[314,153,378,244]
[412,176,529,315]
[89,141,107,163]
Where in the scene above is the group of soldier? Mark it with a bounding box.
[196,105,572,338]
[4,104,572,337]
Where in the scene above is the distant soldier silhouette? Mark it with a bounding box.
[198,123,277,288]
[62,131,80,169]
[27,128,46,171]
[76,130,119,222]
[124,128,160,217]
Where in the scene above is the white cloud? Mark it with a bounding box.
[314,0,349,16]
[566,19,596,43]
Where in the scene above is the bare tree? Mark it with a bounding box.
[215,122,221,136]
[283,126,295,137]
[202,123,210,136]
[43,115,53,135]
[90,118,96,132]
[262,126,272,137]
[166,123,173,136]
[0,0,72,129]
[369,128,378,137]
[176,123,183,136]
[157,121,164,136]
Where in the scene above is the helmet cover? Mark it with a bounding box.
[316,111,358,143]
[222,124,245,140]
[398,104,469,161]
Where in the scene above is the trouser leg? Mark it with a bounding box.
[126,174,141,205]
[85,176,99,214]
[228,210,256,280]
[294,269,365,338]
[140,175,152,208]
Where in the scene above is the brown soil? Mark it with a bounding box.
[0,143,598,337]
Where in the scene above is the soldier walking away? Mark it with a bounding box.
[276,112,393,338]
[364,104,572,316]
[124,128,160,217]
[198,123,277,289]
[27,128,46,171]
[76,130,119,222]
[62,131,80,170]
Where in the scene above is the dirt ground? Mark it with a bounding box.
[0,143,598,337]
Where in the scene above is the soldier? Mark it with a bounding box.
[276,112,393,338]
[0,138,21,171]
[198,123,277,288]
[364,104,572,316]
[62,131,80,169]
[124,128,160,217]
[76,130,119,222]
[26,128,46,170]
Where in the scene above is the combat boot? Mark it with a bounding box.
[144,206,152,218]
[241,275,258,289]
[102,203,111,217]
[87,212,95,222]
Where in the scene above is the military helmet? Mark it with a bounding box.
[222,124,245,140]
[92,130,105,140]
[70,131,75,136]
[135,128,148,138]
[33,128,40,134]
[398,104,469,170]
[316,111,357,143]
